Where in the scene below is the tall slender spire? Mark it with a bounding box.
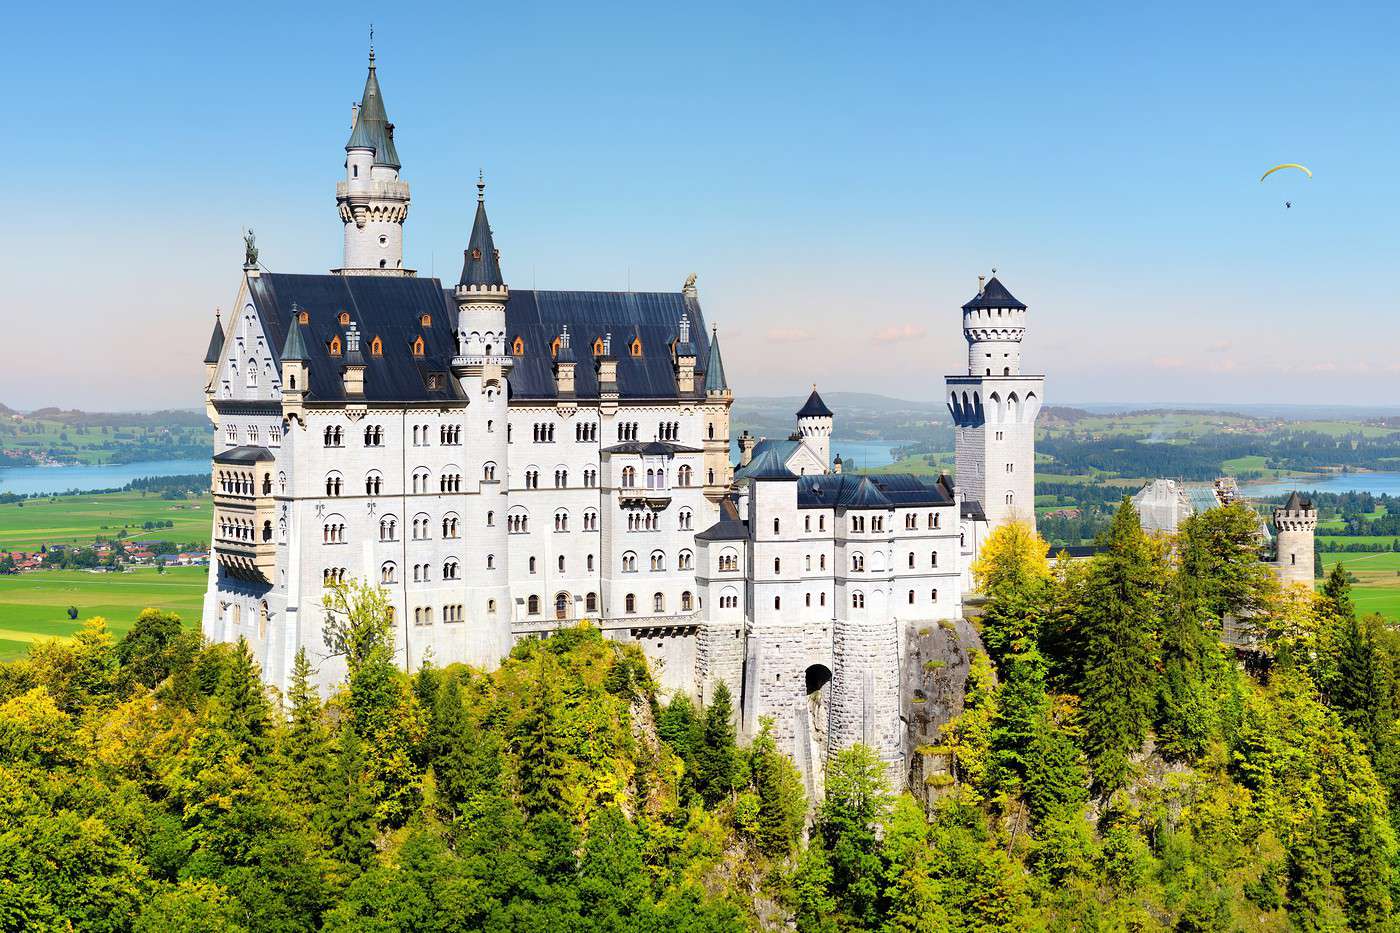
[459,175,504,287]
[204,310,225,364]
[345,47,399,168]
[704,324,729,393]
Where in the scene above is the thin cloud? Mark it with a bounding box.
[766,328,814,343]
[873,324,928,343]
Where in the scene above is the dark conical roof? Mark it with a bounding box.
[459,181,504,287]
[961,276,1026,311]
[280,320,308,362]
[345,52,401,168]
[1283,491,1313,511]
[204,315,225,364]
[796,386,832,419]
[704,326,728,392]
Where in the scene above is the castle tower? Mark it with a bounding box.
[702,322,734,502]
[1273,491,1317,587]
[945,276,1044,530]
[334,48,412,276]
[796,386,833,470]
[450,177,513,664]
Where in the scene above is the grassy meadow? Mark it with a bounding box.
[0,566,205,660]
[0,491,211,552]
[1322,552,1400,620]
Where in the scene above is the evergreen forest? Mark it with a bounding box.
[2,500,1399,930]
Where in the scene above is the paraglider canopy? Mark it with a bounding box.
[1260,163,1313,182]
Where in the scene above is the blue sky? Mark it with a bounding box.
[2,0,1397,410]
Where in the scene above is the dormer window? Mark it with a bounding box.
[426,373,445,390]
[630,337,643,357]
[550,336,561,359]
[471,248,482,260]
[593,337,606,356]
[370,336,383,357]
[512,336,525,356]
[412,337,425,357]
[420,313,432,327]
[329,336,342,356]
[297,310,309,325]
[338,311,351,326]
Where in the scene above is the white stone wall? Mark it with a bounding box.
[830,615,902,776]
[1274,506,1317,587]
[948,375,1043,530]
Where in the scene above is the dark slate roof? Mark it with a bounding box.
[796,387,833,419]
[601,440,702,456]
[1283,491,1314,510]
[243,272,713,404]
[864,473,956,508]
[459,183,503,287]
[734,439,800,480]
[345,53,400,168]
[741,447,797,481]
[697,499,749,541]
[492,289,713,401]
[247,273,464,403]
[704,326,729,393]
[961,499,987,521]
[962,276,1026,311]
[798,474,896,509]
[204,316,225,364]
[214,445,274,464]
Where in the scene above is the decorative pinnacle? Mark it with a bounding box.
[477,170,485,202]
[561,324,571,348]
[369,24,375,65]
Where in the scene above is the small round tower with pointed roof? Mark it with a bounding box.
[1274,491,1317,587]
[796,386,833,470]
[336,47,412,275]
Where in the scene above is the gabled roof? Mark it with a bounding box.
[204,316,225,364]
[797,474,893,509]
[704,326,729,393]
[741,446,797,481]
[345,52,400,168]
[961,276,1026,311]
[459,182,503,287]
[961,499,986,521]
[733,439,800,481]
[796,387,833,419]
[247,273,462,403]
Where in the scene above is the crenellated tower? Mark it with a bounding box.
[335,48,412,276]
[796,386,833,470]
[1273,492,1317,587]
[946,276,1044,530]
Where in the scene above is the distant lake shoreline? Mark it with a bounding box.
[1244,472,1400,498]
[0,459,209,496]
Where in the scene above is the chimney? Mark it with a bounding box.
[978,275,986,295]
[554,325,576,397]
[833,453,843,475]
[351,101,359,130]
[342,323,366,397]
[596,331,618,390]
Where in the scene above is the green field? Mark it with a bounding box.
[0,567,205,660]
[0,491,211,552]
[1321,552,1400,620]
[1319,536,1400,548]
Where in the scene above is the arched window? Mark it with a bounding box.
[630,337,643,357]
[774,557,781,573]
[908,590,916,605]
[370,336,383,357]
[528,557,537,573]
[820,592,827,607]
[930,551,938,568]
[412,337,425,357]
[381,562,396,584]
[443,559,460,580]
[678,465,692,487]
[651,550,666,571]
[773,518,780,534]
[486,554,495,569]
[586,592,598,613]
[851,552,864,572]
[931,588,938,602]
[1005,492,1014,506]
[678,550,693,570]
[625,594,636,613]
[622,551,638,572]
[774,596,781,610]
[329,336,342,356]
[483,461,496,481]
[653,592,665,612]
[512,336,525,356]
[908,552,916,569]
[622,466,636,488]
[852,591,865,609]
[420,313,432,327]
[527,595,540,615]
[379,516,397,541]
[681,591,693,611]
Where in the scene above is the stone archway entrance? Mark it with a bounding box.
[806,663,832,754]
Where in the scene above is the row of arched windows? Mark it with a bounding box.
[658,421,680,441]
[323,426,344,447]
[532,423,556,443]
[576,423,598,442]
[904,511,943,530]
[216,469,264,496]
[618,422,639,441]
[620,549,693,572]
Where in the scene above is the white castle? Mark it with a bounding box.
[200,53,1044,788]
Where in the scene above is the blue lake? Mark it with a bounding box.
[1244,472,1400,498]
[0,459,210,496]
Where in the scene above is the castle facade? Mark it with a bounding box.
[200,53,1044,788]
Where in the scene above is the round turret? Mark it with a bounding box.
[1273,491,1317,587]
[962,276,1027,376]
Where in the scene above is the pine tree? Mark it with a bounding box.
[1321,562,1354,621]
[819,744,892,928]
[323,724,377,868]
[697,681,740,805]
[210,636,271,757]
[515,662,568,817]
[747,721,806,856]
[1076,499,1164,795]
